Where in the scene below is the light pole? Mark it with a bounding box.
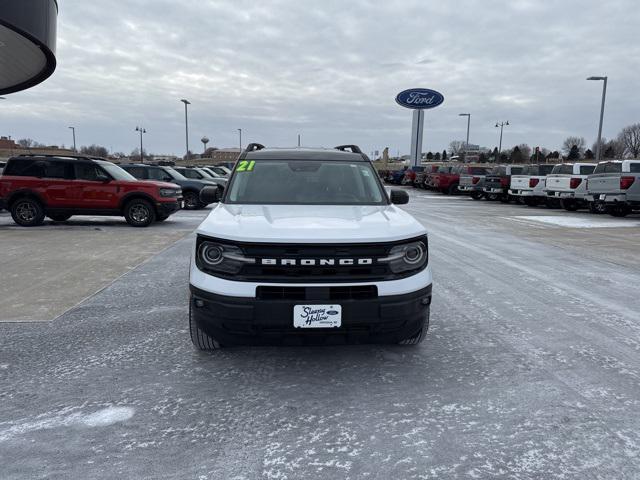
[495,121,509,161]
[135,126,146,163]
[238,128,242,151]
[181,99,191,161]
[298,134,301,147]
[459,113,471,149]
[587,76,608,162]
[68,126,77,152]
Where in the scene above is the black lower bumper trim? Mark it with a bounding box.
[189,284,432,346]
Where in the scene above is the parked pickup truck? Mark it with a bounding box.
[426,165,452,191]
[586,160,640,217]
[458,166,494,200]
[415,164,440,189]
[483,165,526,202]
[544,163,597,211]
[508,164,557,206]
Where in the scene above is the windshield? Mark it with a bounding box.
[226,160,387,205]
[164,167,187,181]
[198,168,218,178]
[97,161,137,181]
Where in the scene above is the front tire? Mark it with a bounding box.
[124,198,156,227]
[189,302,221,351]
[447,184,459,195]
[183,191,202,210]
[470,191,484,201]
[399,311,430,346]
[11,198,45,227]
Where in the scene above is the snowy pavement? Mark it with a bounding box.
[1,191,640,479]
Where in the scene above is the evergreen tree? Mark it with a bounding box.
[434,152,441,161]
[426,152,434,161]
[510,146,523,163]
[442,150,447,161]
[568,145,580,160]
[584,149,595,160]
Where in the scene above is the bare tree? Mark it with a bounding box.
[517,144,532,161]
[562,136,586,155]
[80,145,109,158]
[449,140,465,156]
[17,138,35,148]
[617,123,640,158]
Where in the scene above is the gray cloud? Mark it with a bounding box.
[2,0,638,156]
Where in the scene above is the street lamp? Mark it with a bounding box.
[135,126,146,163]
[298,134,301,147]
[459,114,471,149]
[587,76,608,162]
[181,99,191,161]
[238,128,242,151]
[68,126,77,152]
[495,121,509,161]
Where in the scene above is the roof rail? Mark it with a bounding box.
[335,145,363,154]
[12,153,105,160]
[245,143,265,153]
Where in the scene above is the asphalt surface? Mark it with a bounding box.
[1,191,640,479]
[0,211,206,322]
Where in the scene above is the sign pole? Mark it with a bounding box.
[410,110,424,167]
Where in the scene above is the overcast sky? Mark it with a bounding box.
[3,0,639,156]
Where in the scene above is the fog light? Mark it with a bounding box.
[195,299,205,308]
[421,297,431,306]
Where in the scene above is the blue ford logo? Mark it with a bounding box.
[327,310,339,316]
[395,88,445,110]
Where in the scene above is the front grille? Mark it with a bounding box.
[196,236,428,283]
[257,285,378,301]
[238,242,395,282]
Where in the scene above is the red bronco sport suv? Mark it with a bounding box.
[0,155,182,227]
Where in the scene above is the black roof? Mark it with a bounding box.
[245,147,369,162]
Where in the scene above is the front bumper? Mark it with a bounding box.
[459,185,482,192]
[156,199,182,216]
[483,187,504,194]
[190,284,432,346]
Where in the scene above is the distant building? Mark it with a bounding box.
[0,136,76,160]
[177,148,241,166]
[0,136,19,149]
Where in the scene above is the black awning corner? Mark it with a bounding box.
[0,0,58,95]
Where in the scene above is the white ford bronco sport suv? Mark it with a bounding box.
[188,144,433,349]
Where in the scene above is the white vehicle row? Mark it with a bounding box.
[458,160,640,217]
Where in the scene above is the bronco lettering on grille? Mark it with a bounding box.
[260,258,374,266]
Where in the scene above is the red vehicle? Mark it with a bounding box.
[433,165,491,195]
[0,155,183,227]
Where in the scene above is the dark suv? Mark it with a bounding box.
[120,164,222,210]
[0,155,182,227]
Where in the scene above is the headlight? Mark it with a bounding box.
[160,188,180,198]
[197,241,255,275]
[379,239,428,274]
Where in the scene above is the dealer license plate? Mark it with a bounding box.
[293,305,342,329]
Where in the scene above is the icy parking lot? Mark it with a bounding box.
[1,192,640,479]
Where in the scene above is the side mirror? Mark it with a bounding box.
[390,189,409,205]
[200,185,224,204]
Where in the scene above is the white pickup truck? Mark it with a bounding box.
[508,164,557,206]
[586,160,640,217]
[544,163,597,211]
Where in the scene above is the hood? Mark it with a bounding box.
[123,180,181,189]
[197,204,427,243]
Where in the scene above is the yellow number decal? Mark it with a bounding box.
[236,160,255,172]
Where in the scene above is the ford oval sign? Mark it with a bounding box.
[396,88,445,110]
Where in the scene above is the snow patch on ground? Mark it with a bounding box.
[509,216,640,228]
[0,406,135,442]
